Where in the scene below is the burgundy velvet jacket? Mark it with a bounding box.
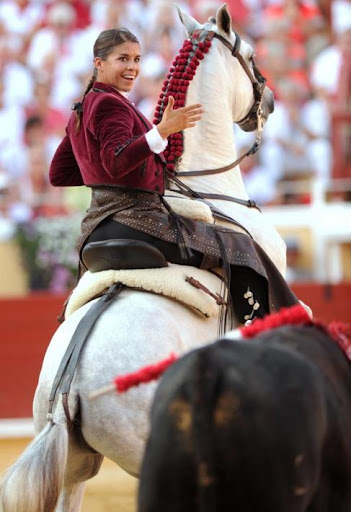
[49,82,166,194]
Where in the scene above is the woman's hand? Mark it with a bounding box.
[156,96,204,139]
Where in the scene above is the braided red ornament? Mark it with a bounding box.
[153,36,212,175]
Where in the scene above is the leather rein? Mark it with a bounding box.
[169,28,267,214]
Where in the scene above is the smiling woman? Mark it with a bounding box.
[49,27,206,276]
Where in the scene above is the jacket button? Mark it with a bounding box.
[155,185,160,191]
[155,170,160,177]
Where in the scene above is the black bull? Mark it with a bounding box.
[138,325,351,512]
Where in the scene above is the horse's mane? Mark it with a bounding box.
[153,35,212,173]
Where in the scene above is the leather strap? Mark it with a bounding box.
[168,189,261,211]
[48,282,124,427]
[176,144,259,177]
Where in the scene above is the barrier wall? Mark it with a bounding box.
[1,283,350,419]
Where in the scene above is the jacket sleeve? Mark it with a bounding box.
[90,96,154,178]
[49,134,84,186]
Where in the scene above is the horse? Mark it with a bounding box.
[1,4,287,512]
[138,306,351,512]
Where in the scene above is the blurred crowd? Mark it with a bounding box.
[0,0,350,239]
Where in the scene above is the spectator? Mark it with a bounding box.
[26,2,82,110]
[25,79,67,154]
[311,26,351,99]
[240,146,278,205]
[44,0,91,30]
[259,77,332,186]
[0,0,44,50]
[0,39,34,108]
[0,80,25,173]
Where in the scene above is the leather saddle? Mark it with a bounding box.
[81,239,168,273]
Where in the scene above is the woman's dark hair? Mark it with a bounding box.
[74,28,139,131]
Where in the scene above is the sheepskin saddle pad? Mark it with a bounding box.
[64,264,225,320]
[164,196,214,223]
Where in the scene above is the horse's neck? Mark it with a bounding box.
[178,63,249,199]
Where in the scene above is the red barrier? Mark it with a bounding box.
[0,283,350,419]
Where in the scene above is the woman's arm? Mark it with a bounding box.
[49,135,84,186]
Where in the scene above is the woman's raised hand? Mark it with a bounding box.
[156,96,204,139]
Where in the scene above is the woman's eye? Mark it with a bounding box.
[135,58,140,63]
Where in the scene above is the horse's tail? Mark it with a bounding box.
[0,420,68,512]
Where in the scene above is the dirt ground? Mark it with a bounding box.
[0,438,138,512]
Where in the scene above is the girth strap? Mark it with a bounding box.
[48,282,124,427]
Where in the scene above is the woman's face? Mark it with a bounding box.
[95,41,141,92]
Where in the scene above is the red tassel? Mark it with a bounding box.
[241,305,311,339]
[114,353,178,393]
[327,322,351,359]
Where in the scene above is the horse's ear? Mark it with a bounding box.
[216,3,232,36]
[175,3,201,36]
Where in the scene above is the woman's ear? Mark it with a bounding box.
[94,57,102,73]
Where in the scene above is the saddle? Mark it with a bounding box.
[66,239,225,320]
[81,239,168,273]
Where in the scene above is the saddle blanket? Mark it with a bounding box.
[65,264,225,320]
[164,195,214,223]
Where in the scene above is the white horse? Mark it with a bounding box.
[1,5,287,512]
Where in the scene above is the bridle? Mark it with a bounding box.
[169,27,268,215]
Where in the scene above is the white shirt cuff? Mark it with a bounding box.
[145,125,168,154]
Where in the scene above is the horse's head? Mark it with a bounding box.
[176,3,274,133]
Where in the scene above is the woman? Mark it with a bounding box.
[49,27,298,326]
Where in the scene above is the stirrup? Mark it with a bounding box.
[82,239,168,273]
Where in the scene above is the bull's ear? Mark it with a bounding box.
[216,3,232,36]
[175,3,201,36]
